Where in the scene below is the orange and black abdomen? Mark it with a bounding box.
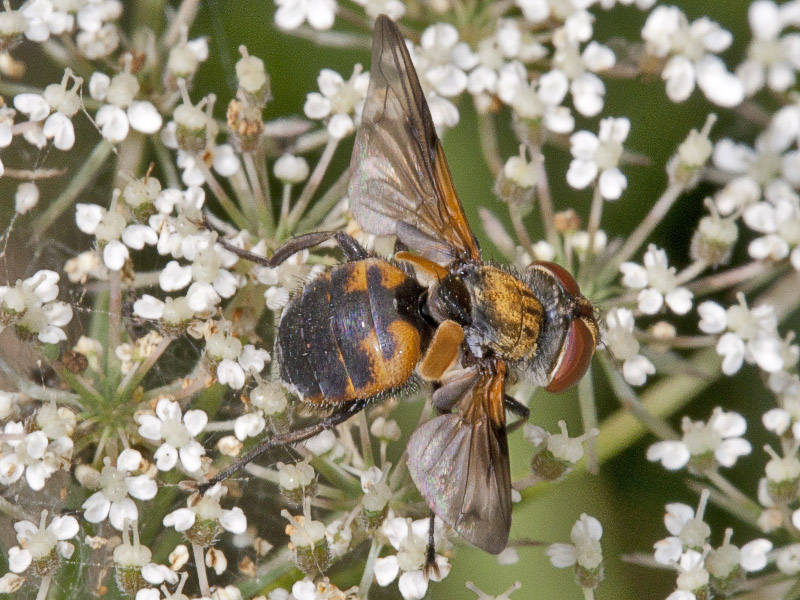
[276,258,432,406]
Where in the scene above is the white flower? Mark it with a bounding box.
[552,30,615,117]
[647,408,751,471]
[736,1,800,96]
[603,308,655,386]
[81,449,157,530]
[275,0,336,31]
[9,510,79,574]
[88,66,162,142]
[697,294,788,375]
[739,538,773,572]
[0,270,73,344]
[546,514,603,570]
[620,245,693,315]
[304,65,369,139]
[22,0,76,42]
[163,484,247,535]
[375,516,450,599]
[777,544,800,575]
[137,398,207,473]
[566,117,629,200]
[642,6,743,107]
[497,63,574,134]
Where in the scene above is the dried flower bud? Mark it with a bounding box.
[227,98,264,152]
[554,209,582,233]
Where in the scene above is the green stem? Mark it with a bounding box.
[478,112,503,177]
[200,163,249,231]
[578,366,599,474]
[296,167,351,234]
[33,141,113,238]
[530,143,560,252]
[285,137,340,235]
[193,541,211,597]
[359,537,383,599]
[598,181,684,286]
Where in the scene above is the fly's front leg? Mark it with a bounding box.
[206,227,368,268]
[268,231,367,266]
[504,395,530,434]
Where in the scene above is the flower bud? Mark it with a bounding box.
[668,114,716,187]
[123,174,161,222]
[0,2,27,50]
[251,380,290,433]
[113,520,151,597]
[283,507,331,574]
[764,444,800,502]
[277,460,316,506]
[495,145,536,212]
[274,154,309,183]
[236,46,271,107]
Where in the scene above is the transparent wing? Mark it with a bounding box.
[406,367,511,554]
[348,15,481,264]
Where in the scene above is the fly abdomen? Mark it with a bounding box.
[276,258,430,407]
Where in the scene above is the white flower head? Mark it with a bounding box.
[603,308,655,386]
[8,510,79,574]
[81,449,157,530]
[275,0,336,31]
[642,6,743,107]
[375,515,451,599]
[137,398,207,473]
[620,245,693,315]
[546,513,604,572]
[304,65,369,139]
[567,117,629,200]
[736,1,800,96]
[647,408,751,471]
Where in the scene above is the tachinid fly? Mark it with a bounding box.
[200,14,598,557]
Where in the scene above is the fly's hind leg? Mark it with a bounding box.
[424,511,440,578]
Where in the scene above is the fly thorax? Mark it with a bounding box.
[426,265,542,362]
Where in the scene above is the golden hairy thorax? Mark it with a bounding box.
[466,266,543,362]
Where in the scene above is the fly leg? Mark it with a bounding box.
[203,225,368,268]
[424,511,440,579]
[504,395,530,434]
[269,230,368,265]
[196,398,368,494]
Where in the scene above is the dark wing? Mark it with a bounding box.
[406,366,511,553]
[348,15,481,264]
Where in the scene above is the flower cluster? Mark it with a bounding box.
[3,1,800,599]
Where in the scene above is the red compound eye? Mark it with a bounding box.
[530,261,581,296]
[546,317,597,393]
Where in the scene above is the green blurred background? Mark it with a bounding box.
[2,0,789,598]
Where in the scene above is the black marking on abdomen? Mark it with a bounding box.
[330,263,376,391]
[299,274,352,400]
